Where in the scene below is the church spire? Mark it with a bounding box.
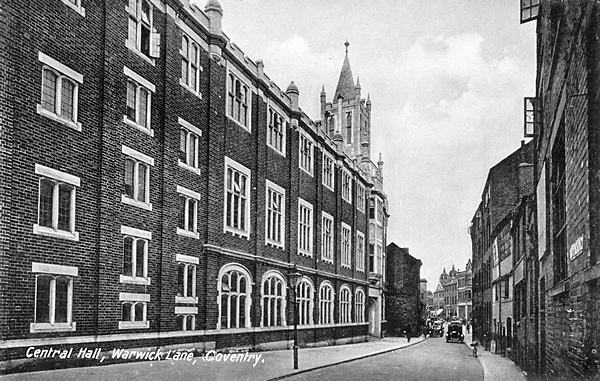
[333,41,355,100]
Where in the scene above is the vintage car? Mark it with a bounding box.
[432,320,444,337]
[446,321,464,343]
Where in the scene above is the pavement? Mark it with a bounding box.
[462,328,527,381]
[1,337,426,381]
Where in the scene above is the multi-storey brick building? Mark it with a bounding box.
[521,0,600,377]
[469,141,533,347]
[384,243,422,335]
[433,261,472,321]
[0,0,389,369]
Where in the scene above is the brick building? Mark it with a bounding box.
[469,141,533,346]
[433,260,472,321]
[522,0,600,377]
[384,243,422,335]
[0,0,389,369]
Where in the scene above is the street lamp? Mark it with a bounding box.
[288,266,302,370]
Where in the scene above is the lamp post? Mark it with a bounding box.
[288,266,302,370]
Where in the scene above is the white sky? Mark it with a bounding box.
[199,0,537,290]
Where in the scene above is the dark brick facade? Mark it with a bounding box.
[384,243,422,335]
[0,0,388,371]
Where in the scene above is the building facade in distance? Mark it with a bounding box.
[0,0,389,367]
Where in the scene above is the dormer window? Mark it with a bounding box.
[520,0,540,24]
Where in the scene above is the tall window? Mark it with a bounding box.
[377,199,384,223]
[265,181,285,247]
[356,184,365,212]
[123,236,148,280]
[262,272,286,327]
[342,171,352,203]
[127,0,159,58]
[224,158,251,237]
[296,278,314,325]
[126,80,151,130]
[123,156,150,205]
[268,107,285,154]
[181,35,200,94]
[299,133,313,175]
[32,263,77,332]
[319,282,334,324]
[345,111,352,143]
[177,186,200,239]
[177,263,197,299]
[321,212,334,262]
[355,289,365,323]
[178,119,201,173]
[339,286,351,323]
[298,199,313,256]
[227,73,250,129]
[369,198,375,220]
[341,223,352,268]
[551,125,567,284]
[368,244,375,273]
[322,152,334,191]
[218,265,252,329]
[34,165,80,241]
[40,68,79,128]
[356,231,365,271]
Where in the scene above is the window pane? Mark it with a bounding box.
[137,164,147,201]
[138,88,149,127]
[190,67,197,91]
[178,263,185,296]
[230,294,237,328]
[187,265,194,297]
[135,240,145,277]
[221,294,228,328]
[126,82,136,121]
[123,237,133,276]
[177,314,185,330]
[140,25,150,56]
[128,17,137,45]
[187,199,196,231]
[39,179,54,227]
[189,134,197,167]
[178,196,186,229]
[57,184,72,231]
[60,79,75,121]
[35,275,51,323]
[55,277,69,323]
[124,159,135,198]
[42,69,57,113]
[179,129,187,163]
[182,59,188,85]
[122,303,132,322]
[134,303,144,321]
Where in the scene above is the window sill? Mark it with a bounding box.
[178,160,202,176]
[298,250,313,258]
[62,0,85,16]
[120,275,151,285]
[125,40,155,66]
[175,296,198,304]
[320,257,333,264]
[118,321,149,330]
[266,143,286,158]
[266,240,284,250]
[33,224,79,241]
[341,264,351,269]
[299,167,314,178]
[177,228,199,239]
[226,115,251,133]
[123,116,155,137]
[224,227,250,240]
[37,105,82,132]
[179,79,203,99]
[121,195,153,211]
[30,322,76,333]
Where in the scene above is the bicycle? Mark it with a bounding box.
[470,342,479,358]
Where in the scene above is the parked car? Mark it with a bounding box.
[446,321,464,343]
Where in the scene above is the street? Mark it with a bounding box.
[283,337,482,381]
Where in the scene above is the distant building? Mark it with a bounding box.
[433,260,472,321]
[385,243,422,335]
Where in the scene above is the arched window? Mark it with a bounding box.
[181,34,200,93]
[339,285,352,323]
[319,281,334,324]
[355,288,365,323]
[227,73,250,129]
[218,264,252,329]
[296,277,314,325]
[261,271,286,327]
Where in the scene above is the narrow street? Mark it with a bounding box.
[284,338,482,381]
